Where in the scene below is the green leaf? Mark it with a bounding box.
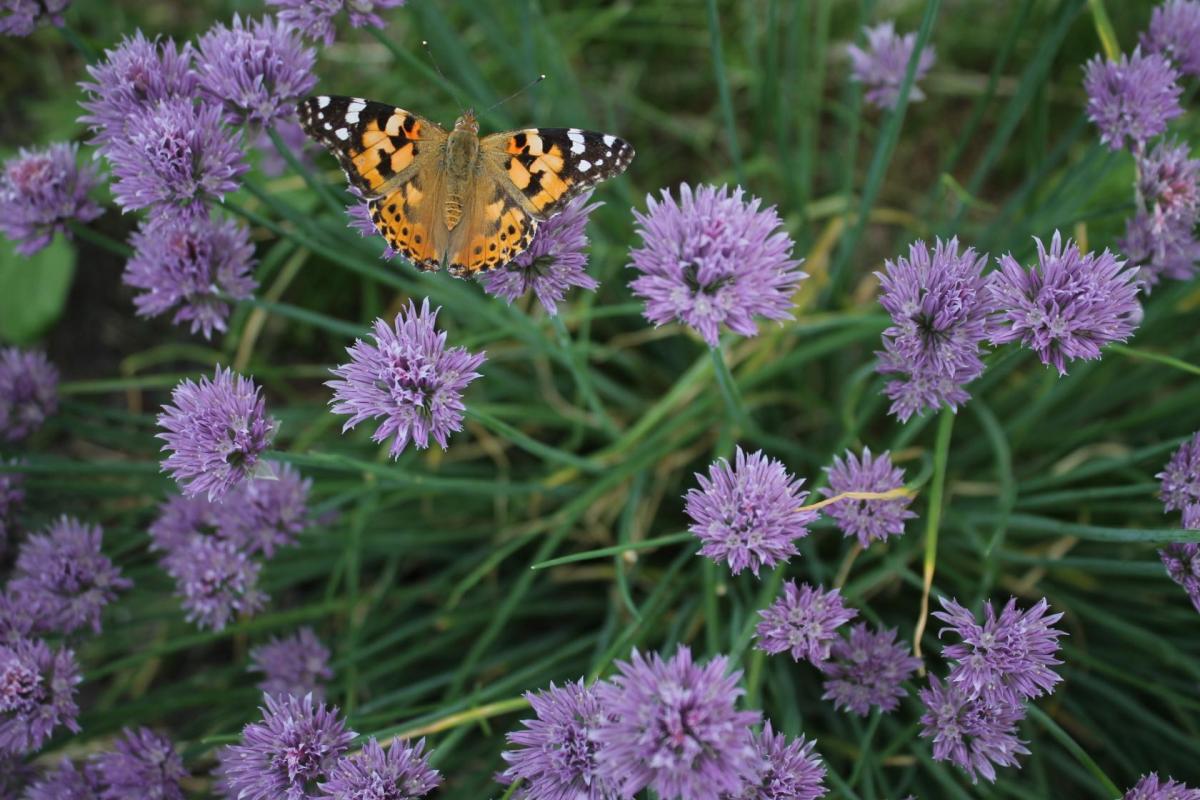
[0,236,76,343]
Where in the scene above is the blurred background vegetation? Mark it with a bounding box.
[4,1,1200,798]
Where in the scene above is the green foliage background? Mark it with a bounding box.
[4,0,1200,797]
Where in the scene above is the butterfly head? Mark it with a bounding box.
[453,110,480,135]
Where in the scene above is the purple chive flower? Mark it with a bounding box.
[24,758,102,800]
[847,21,936,110]
[819,448,914,547]
[918,677,1029,784]
[481,193,602,315]
[106,97,247,217]
[267,0,405,45]
[1124,773,1200,800]
[94,727,189,800]
[1119,211,1200,289]
[9,516,130,635]
[1159,543,1200,612]
[250,627,332,701]
[216,464,311,557]
[934,596,1066,705]
[628,183,806,347]
[79,32,197,152]
[1158,432,1200,529]
[0,637,81,754]
[875,237,990,422]
[989,233,1141,375]
[727,722,827,800]
[500,679,617,800]
[124,211,258,340]
[157,367,278,501]
[161,535,266,631]
[1142,0,1200,76]
[0,754,34,799]
[0,143,101,256]
[195,15,316,128]
[320,738,441,800]
[755,582,858,666]
[0,591,35,644]
[0,466,24,556]
[0,347,59,443]
[595,648,760,800]
[1084,50,1183,151]
[821,624,922,716]
[684,447,817,577]
[0,0,68,36]
[1138,139,1200,225]
[148,493,221,555]
[217,693,355,800]
[329,299,486,457]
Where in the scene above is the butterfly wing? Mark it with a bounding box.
[297,95,448,199]
[478,127,635,219]
[444,180,538,276]
[299,95,450,271]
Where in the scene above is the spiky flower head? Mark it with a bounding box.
[0,591,35,645]
[217,693,355,800]
[0,0,68,36]
[106,97,247,217]
[685,447,817,577]
[1141,0,1200,76]
[79,32,197,152]
[594,647,761,800]
[500,679,618,800]
[989,233,1141,375]
[918,677,1029,784]
[481,193,601,315]
[328,299,486,457]
[250,628,333,702]
[875,237,990,421]
[1138,139,1200,226]
[94,727,189,800]
[160,535,266,631]
[0,637,81,754]
[9,516,130,635]
[1124,773,1200,800]
[1159,543,1200,613]
[320,737,441,800]
[821,624,922,716]
[0,142,101,256]
[755,582,858,666]
[215,463,311,557]
[819,448,914,547]
[724,722,827,800]
[0,347,59,443]
[933,596,1066,705]
[1119,211,1200,290]
[628,183,806,347]
[1084,49,1183,151]
[157,367,278,501]
[195,15,317,128]
[124,211,258,340]
[24,758,101,799]
[847,21,936,110]
[1158,432,1200,529]
[267,0,405,45]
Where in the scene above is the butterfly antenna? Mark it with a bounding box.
[421,39,466,113]
[484,73,547,114]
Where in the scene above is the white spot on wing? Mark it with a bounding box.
[578,160,592,172]
[346,111,360,124]
[317,96,330,108]
[334,128,350,140]
[568,130,586,154]
[603,134,616,148]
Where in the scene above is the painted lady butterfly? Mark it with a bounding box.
[298,96,635,276]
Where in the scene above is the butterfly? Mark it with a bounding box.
[297,95,635,276]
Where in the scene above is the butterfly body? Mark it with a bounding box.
[298,96,634,276]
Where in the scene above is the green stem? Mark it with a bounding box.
[530,531,693,570]
[464,406,603,473]
[847,710,882,789]
[67,221,133,259]
[267,125,346,218]
[705,0,745,185]
[1026,705,1121,797]
[703,558,720,653]
[1108,342,1200,377]
[913,408,954,660]
[550,314,617,437]
[710,345,748,433]
[58,23,97,62]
